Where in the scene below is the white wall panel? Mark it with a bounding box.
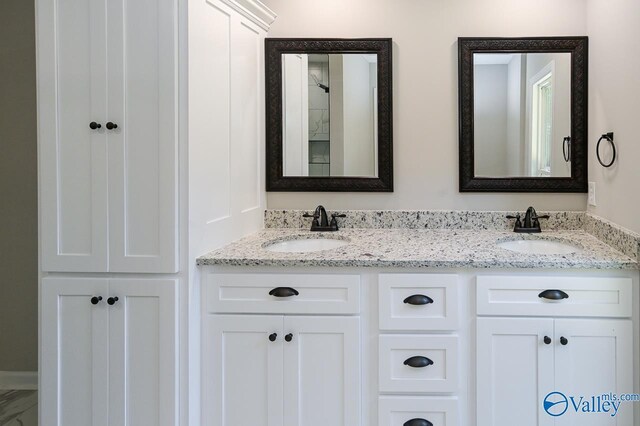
[189,0,268,258]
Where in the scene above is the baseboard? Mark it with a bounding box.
[0,371,38,390]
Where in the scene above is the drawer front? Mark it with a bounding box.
[379,335,458,394]
[203,272,360,314]
[379,397,458,426]
[379,274,458,331]
[477,275,632,318]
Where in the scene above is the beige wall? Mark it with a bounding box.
[0,0,38,371]
[587,0,640,233]
[263,0,589,211]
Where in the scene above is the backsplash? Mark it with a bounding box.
[265,209,585,231]
[584,213,640,263]
[264,209,640,262]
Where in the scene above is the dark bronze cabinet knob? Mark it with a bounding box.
[107,296,119,305]
[90,296,103,305]
[106,122,118,130]
[89,122,102,130]
[285,333,293,342]
[269,333,277,342]
[544,336,552,345]
[560,336,568,346]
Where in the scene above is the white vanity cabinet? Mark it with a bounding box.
[476,275,634,426]
[202,272,362,426]
[41,277,178,426]
[200,268,637,426]
[36,0,178,273]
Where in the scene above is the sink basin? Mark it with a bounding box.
[264,237,349,253]
[497,239,581,255]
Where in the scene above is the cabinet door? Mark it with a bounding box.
[477,318,555,426]
[554,319,633,426]
[283,316,361,426]
[106,0,178,273]
[204,315,284,426]
[41,278,109,426]
[37,0,108,272]
[108,279,178,426]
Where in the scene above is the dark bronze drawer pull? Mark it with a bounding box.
[403,294,434,305]
[403,356,434,368]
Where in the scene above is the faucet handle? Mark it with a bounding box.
[303,212,319,219]
[532,214,550,220]
[331,213,347,219]
[506,213,522,229]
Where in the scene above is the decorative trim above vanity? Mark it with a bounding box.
[219,0,277,30]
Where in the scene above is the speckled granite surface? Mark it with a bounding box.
[584,213,640,263]
[197,228,637,269]
[263,209,640,264]
[264,209,586,231]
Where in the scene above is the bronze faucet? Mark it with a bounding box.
[303,206,346,231]
[507,207,550,233]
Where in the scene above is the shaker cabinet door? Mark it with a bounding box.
[108,279,178,426]
[106,0,179,273]
[41,278,110,426]
[37,0,109,272]
[204,315,285,426]
[554,319,633,426]
[477,318,555,426]
[283,316,361,426]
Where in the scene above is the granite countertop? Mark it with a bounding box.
[196,228,638,269]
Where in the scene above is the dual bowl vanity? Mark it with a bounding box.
[197,210,639,426]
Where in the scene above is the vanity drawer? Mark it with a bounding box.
[379,274,458,331]
[379,335,458,394]
[203,272,360,314]
[477,275,632,318]
[379,397,458,426]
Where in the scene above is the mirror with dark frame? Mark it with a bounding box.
[458,37,588,192]
[265,38,393,192]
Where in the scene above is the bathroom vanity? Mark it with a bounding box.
[197,220,639,426]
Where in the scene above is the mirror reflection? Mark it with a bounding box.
[282,53,378,177]
[473,52,571,178]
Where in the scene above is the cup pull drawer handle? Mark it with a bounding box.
[403,294,434,305]
[538,289,569,300]
[269,287,299,298]
[403,356,434,368]
[404,419,433,426]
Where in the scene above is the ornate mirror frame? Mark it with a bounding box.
[265,38,393,192]
[458,37,589,192]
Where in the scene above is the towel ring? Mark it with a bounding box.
[596,132,616,168]
[562,136,571,162]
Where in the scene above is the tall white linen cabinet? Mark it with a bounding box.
[35,0,276,424]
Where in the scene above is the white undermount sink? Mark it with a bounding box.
[264,237,349,253]
[497,239,581,255]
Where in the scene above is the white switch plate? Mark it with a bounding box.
[588,182,597,206]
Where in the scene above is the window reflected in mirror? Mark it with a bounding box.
[473,52,571,178]
[282,53,378,178]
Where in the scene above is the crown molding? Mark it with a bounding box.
[220,0,277,31]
